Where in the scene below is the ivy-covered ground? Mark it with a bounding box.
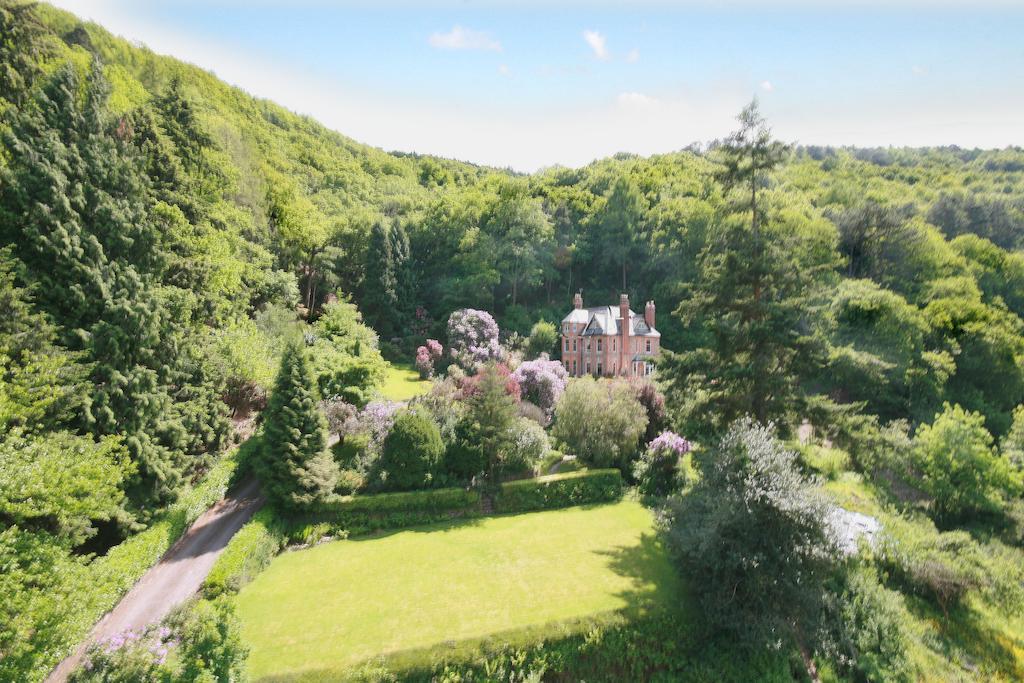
[234,500,680,680]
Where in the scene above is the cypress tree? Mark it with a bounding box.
[259,339,338,510]
[362,220,398,337]
[390,220,415,326]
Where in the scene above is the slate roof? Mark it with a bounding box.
[561,304,660,337]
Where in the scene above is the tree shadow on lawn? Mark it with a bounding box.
[252,529,687,682]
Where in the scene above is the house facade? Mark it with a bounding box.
[560,292,660,378]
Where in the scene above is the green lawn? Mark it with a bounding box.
[235,500,679,681]
[376,362,430,402]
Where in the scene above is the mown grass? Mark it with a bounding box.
[235,500,680,681]
[377,362,430,402]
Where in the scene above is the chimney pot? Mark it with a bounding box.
[573,291,583,309]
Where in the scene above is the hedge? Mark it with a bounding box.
[202,508,284,598]
[32,451,240,682]
[493,469,623,514]
[285,486,482,538]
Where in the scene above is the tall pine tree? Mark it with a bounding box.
[661,100,829,434]
[259,339,338,510]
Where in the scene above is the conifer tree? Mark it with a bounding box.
[390,220,415,325]
[466,363,518,481]
[362,221,398,337]
[661,99,829,434]
[259,339,338,510]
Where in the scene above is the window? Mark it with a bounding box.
[613,338,617,351]
[597,338,602,352]
[646,339,651,353]
[564,338,569,352]
[572,360,577,374]
[586,339,591,351]
[596,362,603,376]
[572,339,577,352]
[585,362,591,375]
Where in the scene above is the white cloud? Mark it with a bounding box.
[45,0,1024,174]
[617,92,659,108]
[583,30,609,60]
[760,80,774,91]
[626,48,640,64]
[428,25,501,52]
[498,64,511,77]
[911,64,928,75]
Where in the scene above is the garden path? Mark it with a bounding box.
[46,478,264,682]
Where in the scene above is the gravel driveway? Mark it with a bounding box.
[46,477,264,682]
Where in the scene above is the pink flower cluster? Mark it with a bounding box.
[447,308,501,370]
[511,358,568,414]
[648,431,693,456]
[415,339,444,378]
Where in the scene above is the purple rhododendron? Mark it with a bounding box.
[447,309,501,370]
[648,431,693,456]
[511,358,568,414]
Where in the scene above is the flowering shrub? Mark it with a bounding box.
[512,358,569,415]
[633,431,693,497]
[72,597,247,682]
[414,339,444,379]
[458,362,521,402]
[447,309,501,370]
[333,400,401,478]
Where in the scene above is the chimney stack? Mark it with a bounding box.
[573,291,583,309]
[645,300,656,329]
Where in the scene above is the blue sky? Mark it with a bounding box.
[52,1,1024,171]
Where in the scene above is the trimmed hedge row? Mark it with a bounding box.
[494,469,624,514]
[202,508,284,598]
[37,451,239,681]
[285,486,482,538]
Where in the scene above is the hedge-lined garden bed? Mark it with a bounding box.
[283,486,482,540]
[494,469,624,513]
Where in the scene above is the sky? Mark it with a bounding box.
[50,1,1024,172]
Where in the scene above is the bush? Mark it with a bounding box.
[447,308,501,370]
[373,409,444,492]
[878,514,1024,613]
[287,487,481,538]
[500,418,552,479]
[824,565,916,683]
[658,419,837,650]
[494,469,624,513]
[552,377,647,471]
[526,320,558,359]
[913,403,1022,522]
[71,596,247,683]
[631,378,669,445]
[202,508,284,598]
[511,358,568,415]
[633,431,692,496]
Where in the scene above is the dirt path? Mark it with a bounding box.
[46,478,265,682]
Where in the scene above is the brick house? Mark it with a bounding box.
[560,292,660,378]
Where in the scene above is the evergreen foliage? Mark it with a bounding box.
[374,409,444,492]
[659,418,838,659]
[259,340,337,510]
